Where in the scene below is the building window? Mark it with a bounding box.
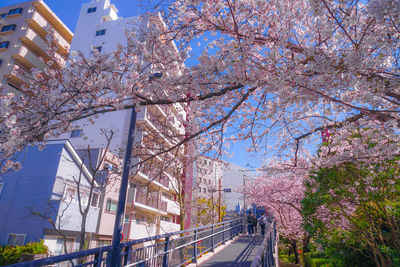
[0,183,4,196]
[0,13,7,19]
[0,59,3,67]
[160,216,170,222]
[0,41,10,48]
[91,193,99,207]
[202,188,206,193]
[8,8,22,15]
[198,187,201,192]
[93,46,102,52]
[106,199,118,213]
[87,7,97,13]
[95,29,106,36]
[1,24,16,32]
[124,214,130,223]
[70,129,83,138]
[7,233,26,246]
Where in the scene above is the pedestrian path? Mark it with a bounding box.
[199,234,264,266]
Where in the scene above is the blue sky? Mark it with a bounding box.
[0,0,263,169]
[0,0,144,32]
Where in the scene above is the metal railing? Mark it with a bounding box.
[250,221,277,267]
[7,219,245,267]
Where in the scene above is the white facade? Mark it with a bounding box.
[61,0,183,243]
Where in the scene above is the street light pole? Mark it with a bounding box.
[110,107,137,266]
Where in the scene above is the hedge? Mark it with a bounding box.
[0,240,48,265]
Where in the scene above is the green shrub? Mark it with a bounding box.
[304,252,326,267]
[0,240,48,265]
[310,258,331,267]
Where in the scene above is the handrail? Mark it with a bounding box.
[250,221,277,267]
[6,218,245,267]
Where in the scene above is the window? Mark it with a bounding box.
[0,13,6,19]
[91,193,99,207]
[64,186,77,202]
[160,216,170,222]
[0,60,3,67]
[124,214,130,223]
[0,41,9,49]
[95,29,106,36]
[135,215,144,224]
[202,188,206,193]
[106,199,118,213]
[70,129,83,138]
[93,46,102,52]
[198,187,201,192]
[8,8,23,15]
[7,234,26,246]
[1,24,16,32]
[87,7,97,13]
[0,183,4,195]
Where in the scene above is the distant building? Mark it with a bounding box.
[0,0,72,93]
[0,140,100,255]
[192,156,223,225]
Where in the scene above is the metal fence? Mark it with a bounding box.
[250,221,277,267]
[7,219,245,267]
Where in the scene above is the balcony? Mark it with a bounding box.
[137,107,185,139]
[136,193,168,213]
[127,189,167,214]
[13,45,46,70]
[4,64,33,87]
[166,199,180,215]
[20,28,48,57]
[26,10,70,54]
[138,163,170,189]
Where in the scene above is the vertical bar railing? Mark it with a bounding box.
[193,229,198,263]
[211,225,215,252]
[8,219,245,267]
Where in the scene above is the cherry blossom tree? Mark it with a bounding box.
[1,0,400,173]
[246,164,308,263]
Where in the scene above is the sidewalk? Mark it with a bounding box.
[198,234,264,267]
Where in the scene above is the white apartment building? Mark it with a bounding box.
[57,0,187,243]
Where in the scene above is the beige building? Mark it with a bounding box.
[0,0,72,93]
[192,156,224,225]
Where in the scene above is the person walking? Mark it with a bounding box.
[258,213,267,236]
[247,211,256,236]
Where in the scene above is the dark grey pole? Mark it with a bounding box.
[110,108,137,266]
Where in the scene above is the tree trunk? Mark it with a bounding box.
[291,240,299,264]
[302,234,310,254]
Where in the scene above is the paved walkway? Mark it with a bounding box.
[199,234,264,267]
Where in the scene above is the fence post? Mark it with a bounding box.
[162,235,170,267]
[211,225,215,252]
[193,230,198,263]
[94,249,103,267]
[222,224,225,244]
[123,246,131,266]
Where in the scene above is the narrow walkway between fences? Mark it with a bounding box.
[7,219,277,267]
[199,234,264,267]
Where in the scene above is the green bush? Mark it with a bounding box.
[310,258,332,267]
[304,252,326,267]
[0,240,48,265]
